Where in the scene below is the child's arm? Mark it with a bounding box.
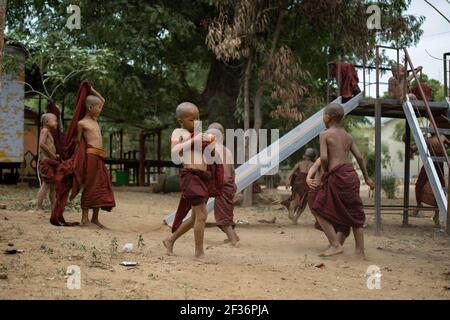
[319,132,329,172]
[90,86,105,105]
[170,129,201,158]
[306,158,321,189]
[406,66,422,82]
[39,128,58,160]
[350,139,375,189]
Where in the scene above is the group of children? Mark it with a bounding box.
[37,80,378,259]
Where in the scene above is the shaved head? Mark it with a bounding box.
[176,102,199,119]
[324,103,344,123]
[208,122,224,134]
[40,113,56,125]
[85,95,102,109]
[304,148,318,161]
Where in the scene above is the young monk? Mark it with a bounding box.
[311,103,374,258]
[208,122,240,246]
[76,87,116,227]
[307,158,348,247]
[163,102,223,259]
[282,148,317,224]
[412,133,450,227]
[388,63,422,100]
[36,113,60,213]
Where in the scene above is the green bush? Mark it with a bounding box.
[381,175,397,199]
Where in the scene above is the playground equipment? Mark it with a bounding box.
[164,46,450,236]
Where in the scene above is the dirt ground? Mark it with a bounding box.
[0,185,449,300]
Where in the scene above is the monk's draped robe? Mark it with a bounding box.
[81,145,116,211]
[312,163,365,237]
[281,171,309,212]
[410,84,432,101]
[51,80,114,225]
[330,61,361,101]
[39,159,60,184]
[214,176,237,228]
[415,162,445,206]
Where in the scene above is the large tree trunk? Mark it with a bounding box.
[202,57,242,130]
[242,55,253,207]
[253,3,287,132]
[0,0,7,81]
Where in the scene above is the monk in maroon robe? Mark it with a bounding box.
[208,122,240,246]
[51,81,115,227]
[163,103,224,259]
[412,134,449,227]
[329,61,361,102]
[310,103,374,258]
[282,148,317,224]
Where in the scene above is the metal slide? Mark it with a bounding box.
[403,98,447,223]
[164,93,364,226]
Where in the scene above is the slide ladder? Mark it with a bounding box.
[402,49,450,227]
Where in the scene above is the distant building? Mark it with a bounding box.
[359,118,422,180]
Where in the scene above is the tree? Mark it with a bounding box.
[0,0,7,81]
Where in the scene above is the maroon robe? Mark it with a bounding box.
[281,171,309,212]
[214,176,237,228]
[51,81,92,226]
[171,168,210,232]
[329,61,361,100]
[312,163,365,237]
[81,145,116,211]
[39,159,60,184]
[415,163,445,206]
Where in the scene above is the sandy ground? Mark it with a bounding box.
[0,185,449,300]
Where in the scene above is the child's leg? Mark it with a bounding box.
[433,210,441,228]
[352,227,365,257]
[81,208,90,226]
[233,228,240,242]
[315,215,343,257]
[91,208,106,228]
[221,225,239,246]
[36,182,49,211]
[163,213,196,255]
[48,185,56,210]
[192,203,208,258]
[337,232,346,245]
[293,206,306,224]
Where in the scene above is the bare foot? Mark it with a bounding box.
[354,250,366,260]
[162,238,174,256]
[223,239,231,243]
[230,241,240,248]
[194,251,205,259]
[319,245,343,257]
[91,220,107,229]
[80,220,92,227]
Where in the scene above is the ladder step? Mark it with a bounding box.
[420,127,450,135]
[429,156,446,162]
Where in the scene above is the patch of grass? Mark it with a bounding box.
[110,238,118,258]
[40,244,54,255]
[137,234,145,249]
